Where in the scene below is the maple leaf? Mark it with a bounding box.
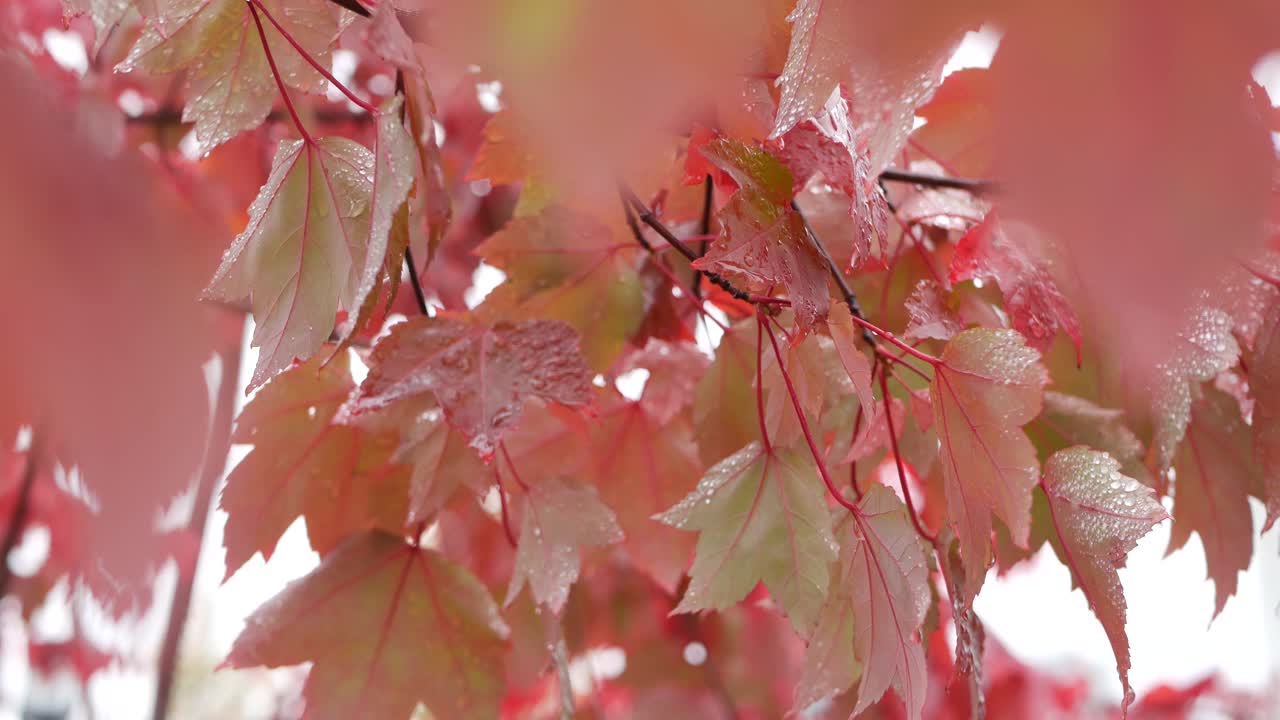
[896,160,990,232]
[827,304,878,415]
[225,530,509,720]
[335,101,418,344]
[796,485,930,718]
[1168,386,1258,617]
[346,316,593,457]
[1149,307,1240,472]
[206,136,381,390]
[931,328,1048,597]
[589,397,703,592]
[1041,447,1167,712]
[118,0,342,153]
[772,0,967,171]
[772,94,889,268]
[657,442,838,636]
[693,319,759,465]
[691,138,830,334]
[219,356,410,579]
[476,205,644,370]
[506,476,623,613]
[903,278,965,344]
[1035,392,1150,486]
[351,397,489,526]
[761,330,854,447]
[617,339,710,425]
[950,213,1082,359]
[62,0,139,53]
[1252,299,1280,530]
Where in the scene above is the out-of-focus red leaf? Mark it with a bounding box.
[992,1,1277,373]
[772,0,979,171]
[0,52,216,609]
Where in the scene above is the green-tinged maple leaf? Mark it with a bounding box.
[590,399,703,593]
[206,137,376,390]
[118,0,342,153]
[62,0,141,53]
[1168,386,1258,617]
[346,316,593,458]
[506,476,623,613]
[1041,447,1168,713]
[931,328,1047,598]
[1249,299,1280,530]
[1149,307,1240,472]
[657,442,837,636]
[219,356,409,580]
[796,485,930,718]
[225,531,509,720]
[692,138,830,334]
[476,205,644,370]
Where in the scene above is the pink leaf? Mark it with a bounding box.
[347,316,593,457]
[931,328,1047,598]
[950,213,1082,360]
[1168,386,1258,617]
[796,485,930,718]
[1042,447,1168,713]
[691,137,830,335]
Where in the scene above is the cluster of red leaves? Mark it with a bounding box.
[2,0,1280,718]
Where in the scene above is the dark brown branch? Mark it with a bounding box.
[126,108,374,127]
[791,200,876,346]
[324,0,369,17]
[878,168,997,195]
[0,432,41,599]
[404,246,431,317]
[618,185,759,305]
[691,175,714,301]
[153,318,244,720]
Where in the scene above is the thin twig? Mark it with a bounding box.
[251,0,377,115]
[0,432,41,599]
[692,175,714,301]
[492,466,518,549]
[247,0,313,144]
[619,185,759,305]
[153,319,244,720]
[762,312,860,515]
[404,246,431,316]
[879,370,936,544]
[879,168,997,195]
[126,108,373,127]
[322,0,370,17]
